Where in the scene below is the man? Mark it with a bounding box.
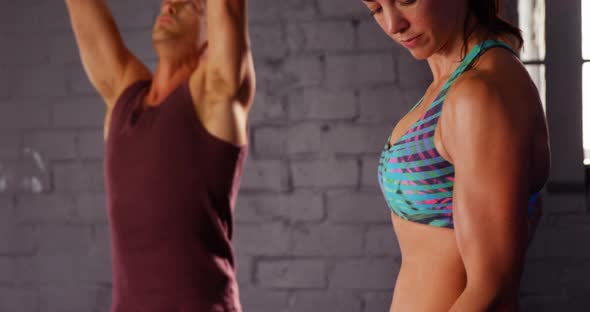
[65,0,254,310]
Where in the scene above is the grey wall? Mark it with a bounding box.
[0,0,587,311]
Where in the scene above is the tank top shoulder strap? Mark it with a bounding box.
[412,40,518,126]
[440,40,517,95]
[110,80,151,130]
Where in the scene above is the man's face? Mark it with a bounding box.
[153,0,204,46]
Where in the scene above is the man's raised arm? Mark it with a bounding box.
[203,0,252,103]
[65,0,150,107]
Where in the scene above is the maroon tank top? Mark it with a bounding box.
[104,79,248,312]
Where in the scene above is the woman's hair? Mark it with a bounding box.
[462,0,524,56]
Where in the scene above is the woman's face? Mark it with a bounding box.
[362,0,467,59]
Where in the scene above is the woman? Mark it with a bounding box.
[365,0,550,310]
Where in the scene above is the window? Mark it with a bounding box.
[583,0,590,164]
[519,0,546,109]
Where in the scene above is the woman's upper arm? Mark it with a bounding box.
[442,74,531,294]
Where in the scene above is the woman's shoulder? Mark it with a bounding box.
[442,56,541,136]
[448,45,537,109]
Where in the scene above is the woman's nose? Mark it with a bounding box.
[385,8,409,35]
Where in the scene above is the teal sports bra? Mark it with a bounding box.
[377,40,540,229]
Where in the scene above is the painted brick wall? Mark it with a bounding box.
[0,0,587,311]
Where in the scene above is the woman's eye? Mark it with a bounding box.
[370,7,383,16]
[398,0,416,6]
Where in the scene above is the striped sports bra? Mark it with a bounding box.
[377,40,540,229]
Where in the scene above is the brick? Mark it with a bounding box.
[12,65,68,98]
[362,292,392,312]
[235,254,253,286]
[236,191,324,223]
[317,0,367,17]
[92,224,112,254]
[357,20,400,51]
[290,224,364,256]
[543,193,586,213]
[32,254,80,283]
[53,162,105,193]
[326,53,396,88]
[0,68,9,100]
[361,155,381,188]
[14,257,36,283]
[0,33,50,66]
[36,224,93,256]
[0,197,15,220]
[248,91,288,124]
[15,194,75,223]
[256,259,326,288]
[253,127,286,157]
[22,130,78,160]
[109,0,157,30]
[52,97,106,128]
[239,288,289,312]
[256,56,323,92]
[39,285,95,312]
[73,193,108,223]
[556,213,590,225]
[527,224,590,259]
[234,222,290,256]
[279,191,325,221]
[84,244,112,283]
[291,159,359,188]
[254,124,322,157]
[240,159,289,192]
[0,99,52,130]
[78,129,105,159]
[396,51,432,89]
[520,260,567,295]
[0,258,16,282]
[0,131,21,160]
[0,3,42,34]
[287,123,323,155]
[282,55,324,88]
[15,149,52,194]
[287,88,358,121]
[250,24,288,60]
[326,191,391,224]
[32,242,110,284]
[0,287,38,312]
[40,1,73,32]
[561,262,590,297]
[120,29,157,61]
[286,21,355,53]
[248,0,316,22]
[67,63,98,96]
[0,224,35,255]
[235,194,281,223]
[359,86,418,123]
[291,290,362,312]
[321,124,391,155]
[365,225,400,257]
[520,295,584,312]
[330,258,399,290]
[48,30,81,64]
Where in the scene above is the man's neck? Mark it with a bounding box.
[147,43,207,105]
